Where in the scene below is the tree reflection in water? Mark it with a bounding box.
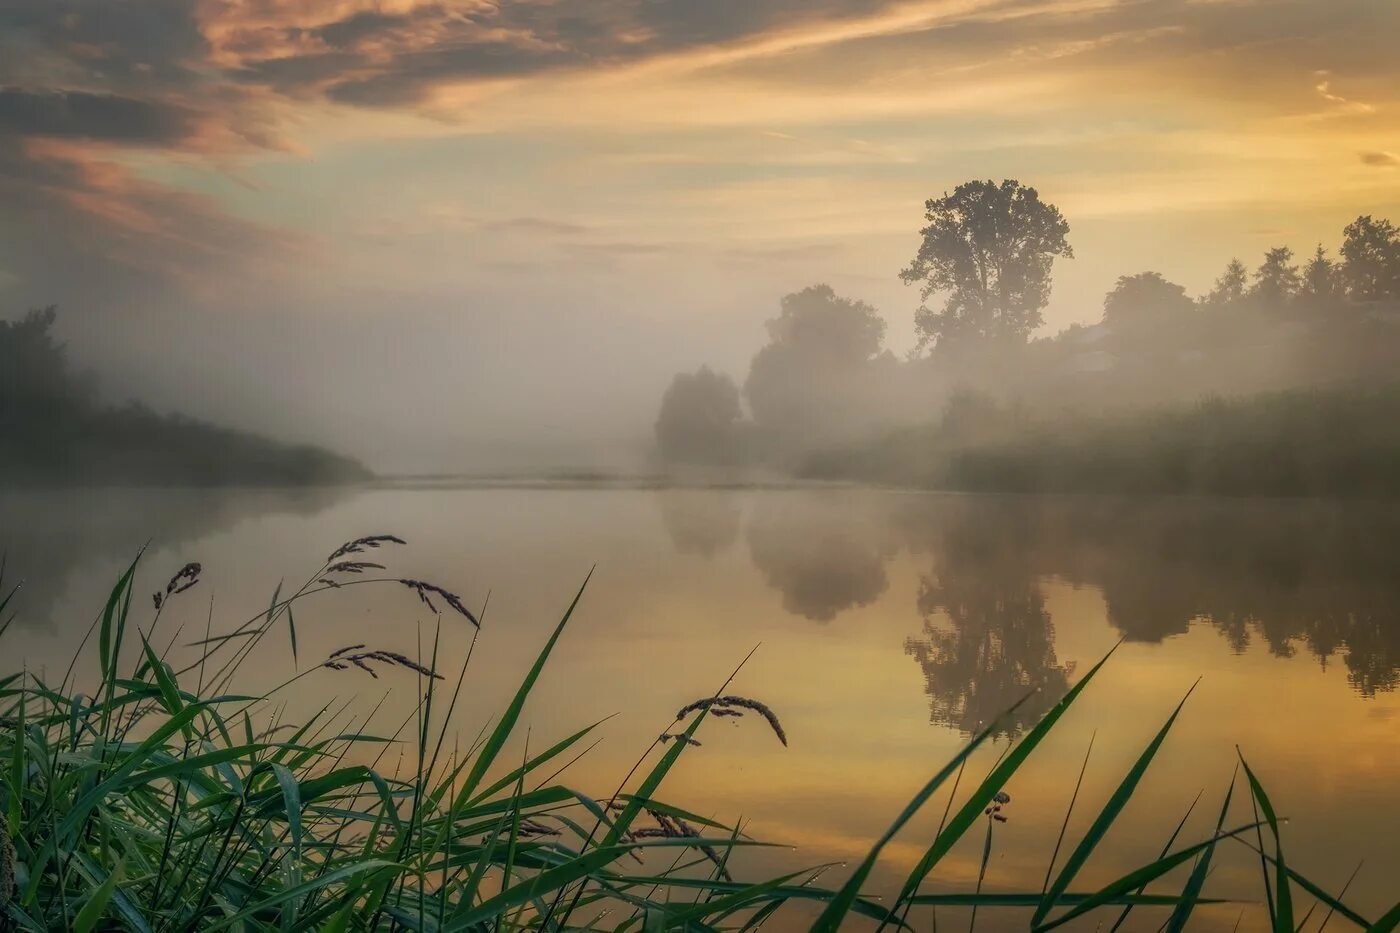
[665,490,1400,711]
[744,494,891,623]
[1036,498,1400,696]
[904,503,1074,737]
[655,490,742,559]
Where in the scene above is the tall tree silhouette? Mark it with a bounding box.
[1298,244,1344,310]
[1201,258,1248,309]
[1340,215,1400,301]
[1250,246,1301,309]
[901,179,1071,350]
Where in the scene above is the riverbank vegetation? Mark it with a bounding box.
[654,181,1400,497]
[2,543,1394,930]
[0,307,368,485]
[804,382,1400,498]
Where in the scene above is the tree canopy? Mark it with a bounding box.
[654,366,746,465]
[1340,215,1400,302]
[1250,246,1301,309]
[901,179,1072,350]
[1101,272,1193,328]
[1202,259,1248,309]
[758,283,885,364]
[1299,245,1343,307]
[0,306,92,422]
[744,284,887,436]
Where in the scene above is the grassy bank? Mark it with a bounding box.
[0,541,1393,930]
[803,383,1400,498]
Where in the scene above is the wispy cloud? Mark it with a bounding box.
[1313,72,1377,116]
[1360,150,1400,167]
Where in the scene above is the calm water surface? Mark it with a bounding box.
[4,485,1399,929]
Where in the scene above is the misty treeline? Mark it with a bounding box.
[0,307,367,485]
[655,179,1400,496]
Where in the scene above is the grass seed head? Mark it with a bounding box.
[400,579,480,627]
[327,534,406,562]
[676,695,787,746]
[321,646,443,679]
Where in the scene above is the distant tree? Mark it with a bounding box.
[1340,215,1400,302]
[654,366,746,464]
[1101,272,1193,328]
[1298,244,1344,309]
[744,285,886,438]
[901,179,1072,350]
[1,306,364,483]
[756,284,885,363]
[0,306,93,425]
[1249,246,1301,310]
[1200,259,1248,309]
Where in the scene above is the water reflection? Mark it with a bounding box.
[1035,499,1400,696]
[0,486,351,630]
[745,495,891,622]
[661,491,1400,726]
[656,490,742,559]
[905,503,1074,736]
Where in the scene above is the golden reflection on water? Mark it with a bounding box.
[4,486,1399,930]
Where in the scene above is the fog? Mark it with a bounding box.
[9,197,1400,488]
[11,247,897,475]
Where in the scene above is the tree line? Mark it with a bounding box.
[0,307,368,485]
[655,179,1400,466]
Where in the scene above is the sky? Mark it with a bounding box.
[3,0,1400,470]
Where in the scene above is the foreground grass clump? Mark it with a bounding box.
[0,539,1395,931]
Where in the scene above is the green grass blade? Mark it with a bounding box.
[8,678,24,833]
[1239,753,1291,932]
[908,892,1227,906]
[272,762,304,870]
[467,719,607,806]
[97,555,140,687]
[72,863,123,933]
[445,844,639,930]
[1367,900,1400,932]
[1035,681,1197,925]
[811,691,1043,932]
[202,860,402,931]
[138,633,186,722]
[1166,771,1235,932]
[286,602,298,668]
[457,570,591,804]
[1108,788,1203,933]
[1033,820,1268,932]
[891,643,1120,916]
[1226,838,1372,929]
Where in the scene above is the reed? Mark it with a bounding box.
[0,542,1388,931]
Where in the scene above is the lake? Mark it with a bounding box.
[3,484,1398,929]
